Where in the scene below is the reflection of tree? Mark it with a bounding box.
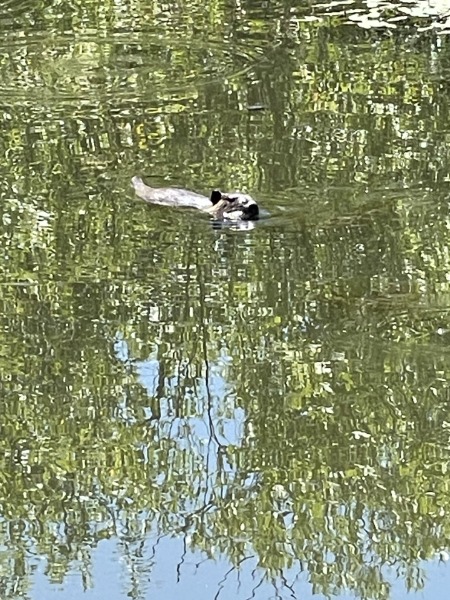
[2,215,450,600]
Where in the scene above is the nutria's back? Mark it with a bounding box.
[131,176,211,210]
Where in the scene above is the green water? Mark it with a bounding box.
[2,1,450,599]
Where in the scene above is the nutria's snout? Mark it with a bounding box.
[243,203,259,220]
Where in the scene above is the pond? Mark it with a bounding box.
[2,1,450,599]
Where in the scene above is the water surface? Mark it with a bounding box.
[2,1,450,599]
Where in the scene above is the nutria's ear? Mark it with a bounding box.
[210,190,222,205]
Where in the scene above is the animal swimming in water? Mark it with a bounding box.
[131,176,259,222]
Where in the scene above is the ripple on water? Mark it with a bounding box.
[0,0,271,115]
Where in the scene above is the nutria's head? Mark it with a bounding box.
[210,190,259,221]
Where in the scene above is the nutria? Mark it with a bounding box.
[131,176,259,221]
